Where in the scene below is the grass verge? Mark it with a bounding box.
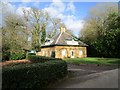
[65,57,120,65]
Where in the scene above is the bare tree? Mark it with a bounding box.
[27,8,49,51]
[47,18,66,38]
[80,3,118,41]
[2,13,28,60]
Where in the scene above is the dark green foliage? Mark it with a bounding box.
[51,51,55,58]
[2,60,67,88]
[2,49,26,60]
[28,53,36,56]
[41,24,46,45]
[10,51,26,60]
[26,52,36,60]
[82,12,120,58]
[31,33,41,52]
[2,46,10,61]
[28,55,61,63]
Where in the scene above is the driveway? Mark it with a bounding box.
[52,63,119,88]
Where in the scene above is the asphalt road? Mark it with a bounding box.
[66,69,118,88]
[52,64,119,88]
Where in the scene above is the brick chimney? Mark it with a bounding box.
[60,27,66,33]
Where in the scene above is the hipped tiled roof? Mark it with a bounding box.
[51,32,73,45]
[43,28,88,47]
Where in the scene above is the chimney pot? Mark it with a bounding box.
[60,27,66,33]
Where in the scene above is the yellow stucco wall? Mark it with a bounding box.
[37,46,87,59]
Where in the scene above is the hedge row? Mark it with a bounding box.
[2,60,67,88]
[27,55,62,63]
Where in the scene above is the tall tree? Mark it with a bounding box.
[22,8,31,49]
[28,8,49,51]
[41,23,46,45]
[2,13,28,60]
[79,3,120,58]
[47,18,62,38]
[80,3,118,42]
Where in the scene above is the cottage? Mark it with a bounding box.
[37,27,88,59]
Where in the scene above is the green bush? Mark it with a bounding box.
[28,53,36,56]
[28,55,61,63]
[9,50,26,60]
[26,52,36,59]
[2,60,67,88]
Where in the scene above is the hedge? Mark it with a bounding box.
[27,55,62,63]
[2,60,67,88]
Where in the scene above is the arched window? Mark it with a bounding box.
[71,50,74,58]
[61,49,66,57]
[79,50,83,55]
[46,51,48,56]
[42,51,45,56]
[72,51,74,56]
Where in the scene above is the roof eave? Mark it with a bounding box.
[41,44,87,48]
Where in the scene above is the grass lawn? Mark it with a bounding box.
[65,57,120,65]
